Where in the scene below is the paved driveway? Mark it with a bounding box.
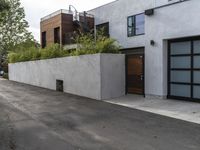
[0,79,200,150]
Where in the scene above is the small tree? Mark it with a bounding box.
[0,0,34,64]
[0,0,9,12]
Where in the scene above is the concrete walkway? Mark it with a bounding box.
[106,94,200,124]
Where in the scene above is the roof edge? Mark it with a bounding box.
[87,0,119,12]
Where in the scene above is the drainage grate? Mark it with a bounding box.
[56,80,63,92]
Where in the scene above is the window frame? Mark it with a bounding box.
[96,22,110,37]
[127,13,145,37]
[42,31,46,48]
[54,27,61,44]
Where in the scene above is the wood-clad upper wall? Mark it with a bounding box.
[40,13,94,47]
[41,14,62,46]
[61,14,75,45]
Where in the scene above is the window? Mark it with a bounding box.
[54,27,60,44]
[96,22,109,37]
[42,31,46,48]
[127,13,145,37]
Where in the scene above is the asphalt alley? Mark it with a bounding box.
[0,79,200,150]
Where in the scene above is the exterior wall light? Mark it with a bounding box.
[150,40,155,46]
[145,9,154,16]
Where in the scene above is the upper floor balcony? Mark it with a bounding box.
[41,9,94,22]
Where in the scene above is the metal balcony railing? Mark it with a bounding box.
[41,9,94,22]
[63,32,77,45]
[41,9,72,21]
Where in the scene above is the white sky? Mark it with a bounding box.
[20,0,115,42]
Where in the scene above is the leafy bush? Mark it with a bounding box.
[41,44,64,59]
[73,29,121,55]
[8,30,121,63]
[3,73,8,79]
[8,44,69,63]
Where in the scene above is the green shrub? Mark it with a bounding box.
[8,44,69,63]
[72,29,121,56]
[40,44,69,59]
[3,73,8,79]
[8,30,121,63]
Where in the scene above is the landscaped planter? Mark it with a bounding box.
[9,53,125,100]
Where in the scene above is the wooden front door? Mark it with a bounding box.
[127,54,144,94]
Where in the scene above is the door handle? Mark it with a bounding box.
[140,75,143,81]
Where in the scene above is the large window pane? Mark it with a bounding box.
[171,71,190,83]
[194,71,200,84]
[128,13,144,37]
[171,42,191,55]
[135,14,145,35]
[193,86,200,99]
[194,40,200,54]
[194,56,200,68]
[170,84,191,97]
[128,17,134,27]
[171,56,191,68]
[127,17,134,37]
[128,27,134,37]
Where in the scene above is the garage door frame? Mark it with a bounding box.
[168,36,200,102]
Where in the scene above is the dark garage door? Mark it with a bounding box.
[168,37,200,101]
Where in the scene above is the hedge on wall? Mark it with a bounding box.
[8,30,121,63]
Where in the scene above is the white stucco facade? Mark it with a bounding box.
[88,0,200,98]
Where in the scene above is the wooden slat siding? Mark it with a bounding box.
[61,13,74,45]
[41,14,62,46]
[41,13,94,47]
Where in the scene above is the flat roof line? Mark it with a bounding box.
[41,9,94,22]
[41,9,72,22]
[87,0,119,12]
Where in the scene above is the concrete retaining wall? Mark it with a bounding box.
[9,54,125,100]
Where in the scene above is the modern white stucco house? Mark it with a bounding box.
[88,0,200,101]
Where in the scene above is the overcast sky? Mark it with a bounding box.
[20,0,115,42]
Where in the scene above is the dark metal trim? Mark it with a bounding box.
[169,36,200,42]
[168,36,200,101]
[167,41,171,97]
[152,0,190,10]
[167,95,200,103]
[170,53,200,57]
[191,40,194,98]
[142,53,145,97]
[170,68,191,71]
[125,55,128,94]
[120,47,145,54]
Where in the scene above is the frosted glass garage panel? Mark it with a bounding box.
[170,84,190,97]
[194,71,200,84]
[171,71,190,83]
[171,42,191,55]
[194,56,200,68]
[193,86,200,99]
[171,56,190,68]
[194,40,200,54]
